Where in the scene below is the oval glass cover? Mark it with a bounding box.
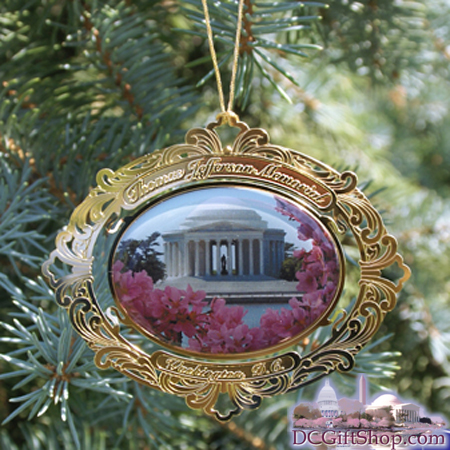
[111,186,343,357]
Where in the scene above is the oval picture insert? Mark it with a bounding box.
[111,187,343,356]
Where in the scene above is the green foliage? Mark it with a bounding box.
[178,0,324,106]
[117,232,166,282]
[0,155,56,284]
[279,257,301,281]
[319,0,430,82]
[1,0,450,448]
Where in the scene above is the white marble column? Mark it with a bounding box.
[238,239,244,276]
[249,239,254,275]
[168,243,173,277]
[172,243,176,277]
[173,243,178,277]
[268,241,273,275]
[274,241,278,275]
[276,241,280,271]
[216,242,221,275]
[279,240,284,270]
[183,241,189,276]
[164,243,169,277]
[178,242,183,276]
[194,240,200,276]
[259,239,264,275]
[274,241,279,272]
[273,241,277,271]
[205,240,211,276]
[227,241,232,274]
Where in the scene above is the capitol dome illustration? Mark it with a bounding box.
[162,198,285,279]
[317,380,341,418]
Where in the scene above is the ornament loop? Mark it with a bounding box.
[208,111,249,133]
[216,111,239,126]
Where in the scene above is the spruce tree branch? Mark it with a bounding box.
[1,81,38,112]
[404,284,443,344]
[0,135,34,171]
[222,420,277,450]
[81,4,145,121]
[261,63,320,109]
[240,0,256,55]
[0,132,78,206]
[433,36,450,60]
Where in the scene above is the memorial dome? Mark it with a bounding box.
[371,394,402,407]
[181,199,268,231]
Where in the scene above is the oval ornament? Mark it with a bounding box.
[43,119,410,421]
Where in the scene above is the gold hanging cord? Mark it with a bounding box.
[200,0,245,125]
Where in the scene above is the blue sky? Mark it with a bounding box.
[119,187,301,247]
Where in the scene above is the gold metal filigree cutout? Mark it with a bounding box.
[43,119,410,421]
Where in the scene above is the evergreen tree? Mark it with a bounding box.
[1,0,449,448]
[117,232,165,282]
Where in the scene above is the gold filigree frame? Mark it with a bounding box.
[42,119,410,421]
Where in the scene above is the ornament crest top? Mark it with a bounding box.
[42,0,410,421]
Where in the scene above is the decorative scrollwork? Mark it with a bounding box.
[42,120,410,421]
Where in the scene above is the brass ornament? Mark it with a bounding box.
[42,118,410,421]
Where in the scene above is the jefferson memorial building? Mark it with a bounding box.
[162,202,286,279]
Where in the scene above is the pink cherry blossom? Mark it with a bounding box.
[305,261,325,279]
[360,418,371,428]
[298,222,315,241]
[347,418,361,428]
[293,248,307,260]
[323,281,337,302]
[312,417,330,428]
[112,260,125,281]
[304,245,324,264]
[296,270,319,293]
[289,297,309,326]
[295,418,313,428]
